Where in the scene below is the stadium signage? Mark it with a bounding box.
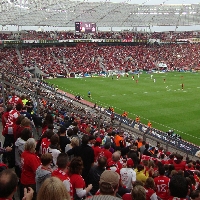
[73,39,92,42]
[3,40,22,44]
[105,39,121,42]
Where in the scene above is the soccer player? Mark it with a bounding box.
[88,91,91,98]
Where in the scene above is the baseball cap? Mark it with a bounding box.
[127,159,134,167]
[99,170,120,187]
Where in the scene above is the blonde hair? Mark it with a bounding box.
[24,138,36,153]
[37,177,70,200]
[71,137,79,147]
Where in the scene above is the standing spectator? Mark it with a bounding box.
[190,190,200,200]
[144,177,159,200]
[8,91,23,108]
[15,128,32,178]
[1,104,12,129]
[89,170,121,200]
[57,126,70,153]
[35,153,53,192]
[38,129,54,155]
[132,185,146,200]
[67,134,94,183]
[120,158,136,190]
[168,174,188,199]
[100,142,112,160]
[47,134,61,169]
[69,157,93,199]
[88,156,107,195]
[42,113,54,134]
[0,169,34,200]
[135,164,148,184]
[37,177,70,200]
[154,166,170,200]
[52,153,73,199]
[21,138,41,200]
[173,154,186,171]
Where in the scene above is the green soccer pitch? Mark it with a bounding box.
[46,71,200,146]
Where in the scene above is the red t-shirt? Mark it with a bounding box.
[154,175,170,200]
[3,109,20,136]
[69,174,86,198]
[173,160,186,171]
[21,151,41,185]
[145,187,156,200]
[92,146,102,161]
[107,159,122,175]
[52,169,73,199]
[122,193,132,200]
[40,138,51,154]
[8,96,23,108]
[102,149,112,160]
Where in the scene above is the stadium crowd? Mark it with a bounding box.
[0,30,199,41]
[0,43,200,76]
[1,64,200,200]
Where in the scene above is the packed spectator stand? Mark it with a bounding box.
[1,30,200,200]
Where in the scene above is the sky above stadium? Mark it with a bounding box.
[85,0,200,4]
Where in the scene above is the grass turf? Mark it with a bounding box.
[46,71,200,146]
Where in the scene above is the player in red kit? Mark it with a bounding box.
[154,166,170,200]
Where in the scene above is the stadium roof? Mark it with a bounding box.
[0,0,200,27]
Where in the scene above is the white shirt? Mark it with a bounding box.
[120,167,136,190]
[47,147,61,169]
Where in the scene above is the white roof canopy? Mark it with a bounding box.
[0,0,200,27]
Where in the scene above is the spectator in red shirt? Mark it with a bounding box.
[21,138,41,200]
[154,166,170,200]
[8,91,23,108]
[173,154,186,171]
[52,153,73,199]
[1,104,13,129]
[68,157,93,199]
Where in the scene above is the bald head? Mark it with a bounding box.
[112,151,120,162]
[0,169,18,198]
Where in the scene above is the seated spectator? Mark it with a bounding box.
[89,170,121,199]
[69,157,93,199]
[37,177,70,200]
[0,169,34,200]
[88,156,107,195]
[36,153,53,192]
